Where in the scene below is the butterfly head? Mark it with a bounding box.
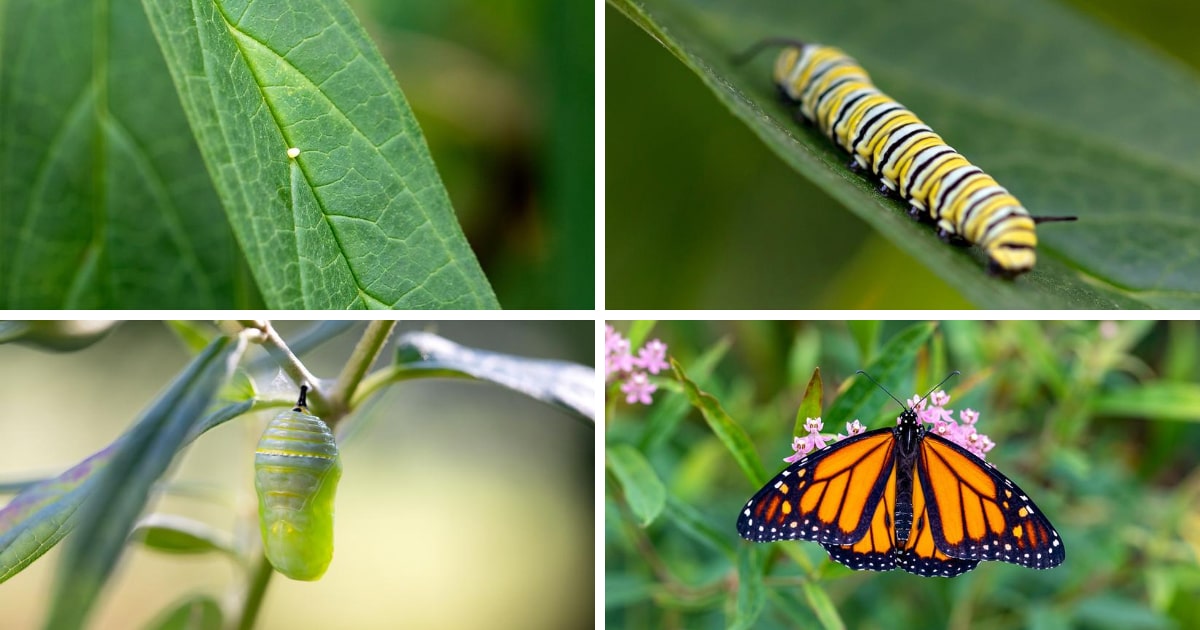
[897,407,920,428]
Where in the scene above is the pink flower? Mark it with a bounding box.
[620,371,657,405]
[908,390,994,460]
[605,325,670,406]
[635,339,670,374]
[784,419,830,462]
[837,420,866,440]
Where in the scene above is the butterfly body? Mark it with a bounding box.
[737,408,1064,577]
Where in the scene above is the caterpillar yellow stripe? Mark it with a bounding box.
[254,386,341,581]
[739,39,1075,277]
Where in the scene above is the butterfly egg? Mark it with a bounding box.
[287,147,300,159]
[254,406,341,581]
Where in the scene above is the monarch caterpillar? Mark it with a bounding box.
[254,385,342,581]
[736,39,1076,277]
[736,372,1064,577]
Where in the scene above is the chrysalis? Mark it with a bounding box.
[254,385,341,581]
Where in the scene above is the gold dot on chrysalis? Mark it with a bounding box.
[287,147,300,159]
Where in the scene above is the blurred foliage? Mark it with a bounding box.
[605,321,1200,629]
[605,0,1200,308]
[351,0,593,308]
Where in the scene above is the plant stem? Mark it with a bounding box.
[234,554,274,630]
[254,322,323,404]
[327,321,396,423]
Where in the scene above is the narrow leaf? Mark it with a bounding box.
[141,0,497,308]
[0,397,254,586]
[606,443,666,527]
[802,581,846,630]
[730,544,766,630]
[793,367,823,437]
[825,323,935,426]
[46,335,244,630]
[146,595,223,630]
[639,336,731,451]
[392,331,594,422]
[132,514,236,557]
[1090,384,1200,422]
[663,496,735,558]
[673,358,767,485]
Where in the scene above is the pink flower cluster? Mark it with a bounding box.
[605,325,669,405]
[784,418,866,463]
[784,390,994,462]
[907,390,994,460]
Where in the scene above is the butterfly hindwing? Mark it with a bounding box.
[917,432,1065,570]
[737,428,895,546]
[895,454,980,577]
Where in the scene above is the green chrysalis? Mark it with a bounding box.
[254,386,341,581]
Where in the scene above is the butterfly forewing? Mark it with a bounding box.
[917,433,1065,570]
[737,428,895,545]
[822,464,899,572]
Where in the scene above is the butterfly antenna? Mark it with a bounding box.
[295,384,309,411]
[855,370,907,412]
[916,371,960,408]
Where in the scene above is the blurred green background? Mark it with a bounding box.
[605,1,1200,308]
[349,0,593,308]
[0,321,592,629]
[605,321,1200,628]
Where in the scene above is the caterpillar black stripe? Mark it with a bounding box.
[736,39,1075,277]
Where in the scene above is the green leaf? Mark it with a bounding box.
[663,496,735,558]
[625,321,658,350]
[45,336,244,630]
[607,0,1200,308]
[825,323,935,426]
[793,367,823,437]
[392,331,594,422]
[146,595,223,630]
[673,358,768,485]
[141,0,497,309]
[0,0,248,308]
[0,321,117,352]
[639,336,731,451]
[801,581,846,630]
[606,443,667,527]
[730,544,766,630]
[131,514,236,557]
[1090,384,1200,422]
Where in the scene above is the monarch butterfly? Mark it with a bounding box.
[736,372,1064,577]
[735,39,1076,277]
[254,385,342,581]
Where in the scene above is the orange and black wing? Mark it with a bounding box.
[917,433,1065,570]
[737,428,895,546]
[824,453,980,577]
[892,457,981,577]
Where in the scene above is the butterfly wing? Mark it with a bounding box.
[822,448,980,577]
[737,428,895,546]
[821,464,899,572]
[917,433,1065,570]
[894,456,981,577]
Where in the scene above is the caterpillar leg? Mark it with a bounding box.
[987,259,1022,279]
[936,228,969,247]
